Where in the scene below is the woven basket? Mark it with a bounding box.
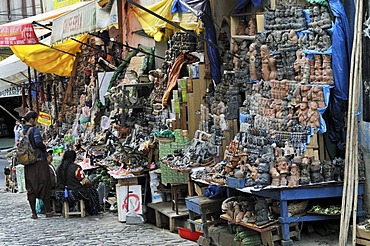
[271,200,309,216]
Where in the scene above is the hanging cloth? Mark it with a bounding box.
[162,53,199,107]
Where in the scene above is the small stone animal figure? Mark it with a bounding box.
[333,157,345,181]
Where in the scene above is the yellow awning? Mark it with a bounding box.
[132,0,176,42]
[132,0,202,42]
[10,35,88,77]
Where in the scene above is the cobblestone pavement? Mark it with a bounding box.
[0,191,197,246]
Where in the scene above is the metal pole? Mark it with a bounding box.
[89,32,165,60]
[27,67,33,111]
[0,78,23,87]
[0,105,18,121]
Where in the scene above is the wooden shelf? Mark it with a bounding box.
[123,82,153,88]
[231,35,256,41]
[220,214,278,233]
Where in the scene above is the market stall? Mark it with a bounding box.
[4,0,367,245]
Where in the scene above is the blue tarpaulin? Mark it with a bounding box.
[171,0,221,84]
[327,0,353,151]
[232,0,262,14]
[330,0,352,100]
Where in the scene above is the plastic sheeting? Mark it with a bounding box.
[232,0,262,14]
[327,0,352,151]
[171,0,221,83]
[10,35,88,77]
[329,0,352,101]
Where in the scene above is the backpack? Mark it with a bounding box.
[16,127,38,165]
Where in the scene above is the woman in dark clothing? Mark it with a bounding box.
[22,111,52,219]
[56,150,100,215]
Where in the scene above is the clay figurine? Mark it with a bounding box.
[260,45,270,81]
[237,19,247,35]
[248,43,258,81]
[270,163,281,186]
[246,17,257,36]
[307,101,321,128]
[288,30,298,44]
[288,163,300,187]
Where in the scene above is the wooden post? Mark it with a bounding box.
[34,69,39,114]
[180,103,187,130]
[59,53,80,123]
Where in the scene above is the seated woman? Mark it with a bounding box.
[56,150,99,215]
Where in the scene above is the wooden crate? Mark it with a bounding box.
[187,64,209,138]
[305,132,319,160]
[356,225,370,245]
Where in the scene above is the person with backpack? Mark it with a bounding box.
[22,111,53,219]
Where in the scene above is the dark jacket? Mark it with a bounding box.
[23,125,47,161]
[56,163,84,191]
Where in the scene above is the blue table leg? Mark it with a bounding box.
[358,196,364,222]
[189,210,196,232]
[280,200,293,246]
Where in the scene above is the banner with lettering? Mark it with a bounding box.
[0,85,22,98]
[0,23,39,46]
[37,111,52,126]
[54,0,81,10]
[51,1,96,44]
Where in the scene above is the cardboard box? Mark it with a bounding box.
[116,185,142,222]
[357,225,370,240]
[117,177,138,186]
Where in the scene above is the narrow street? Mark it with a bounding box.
[0,191,197,246]
[0,150,196,246]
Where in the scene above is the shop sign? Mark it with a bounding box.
[96,0,118,30]
[37,111,52,126]
[0,85,22,98]
[51,1,96,44]
[0,23,39,46]
[54,0,81,10]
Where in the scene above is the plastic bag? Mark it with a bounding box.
[204,185,225,199]
[35,199,45,214]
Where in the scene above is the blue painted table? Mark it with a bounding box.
[246,182,365,245]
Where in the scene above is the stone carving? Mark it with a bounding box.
[248,43,258,81]
[300,155,311,185]
[310,159,324,183]
[261,45,270,81]
[255,199,270,226]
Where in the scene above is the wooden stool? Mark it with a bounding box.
[185,196,224,238]
[171,184,187,214]
[62,199,86,218]
[51,198,56,214]
[261,223,300,246]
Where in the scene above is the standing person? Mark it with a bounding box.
[13,120,22,146]
[22,111,52,219]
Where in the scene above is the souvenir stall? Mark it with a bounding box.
[11,0,366,245]
[146,0,366,246]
